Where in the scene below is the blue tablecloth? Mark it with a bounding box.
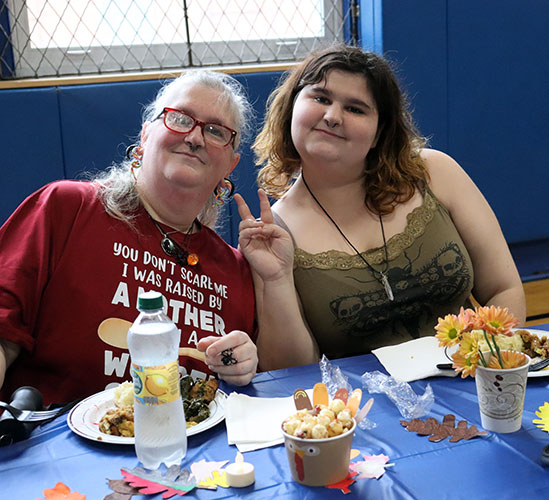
[2,326,549,499]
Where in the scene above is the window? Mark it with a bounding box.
[1,0,352,79]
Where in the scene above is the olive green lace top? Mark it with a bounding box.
[274,188,474,359]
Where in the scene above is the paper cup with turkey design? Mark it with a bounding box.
[281,415,356,486]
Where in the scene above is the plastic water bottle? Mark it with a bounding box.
[127,291,187,469]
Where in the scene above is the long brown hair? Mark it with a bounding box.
[254,45,428,215]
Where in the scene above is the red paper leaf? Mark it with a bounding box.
[326,471,358,494]
[120,466,196,498]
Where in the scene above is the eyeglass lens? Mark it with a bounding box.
[164,109,233,146]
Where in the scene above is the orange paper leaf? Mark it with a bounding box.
[34,482,86,500]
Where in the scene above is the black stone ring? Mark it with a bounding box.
[221,348,238,366]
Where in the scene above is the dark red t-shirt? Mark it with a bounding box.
[0,181,256,404]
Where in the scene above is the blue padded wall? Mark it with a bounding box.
[0,87,64,219]
[58,80,164,179]
[380,0,549,245]
[446,1,549,243]
[224,71,286,245]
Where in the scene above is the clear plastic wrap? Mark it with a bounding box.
[319,356,376,430]
[361,371,434,419]
[319,355,352,397]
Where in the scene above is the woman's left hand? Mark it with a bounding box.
[197,331,258,386]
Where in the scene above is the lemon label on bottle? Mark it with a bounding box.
[130,360,180,405]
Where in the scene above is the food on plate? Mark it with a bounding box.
[113,380,134,407]
[98,376,219,437]
[475,330,524,353]
[282,399,354,439]
[180,375,219,427]
[98,406,134,437]
[517,329,549,359]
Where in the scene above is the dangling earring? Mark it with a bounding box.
[213,178,234,206]
[126,144,143,182]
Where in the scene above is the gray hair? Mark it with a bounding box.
[94,69,253,230]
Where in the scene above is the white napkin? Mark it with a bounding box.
[224,390,312,452]
[372,336,458,382]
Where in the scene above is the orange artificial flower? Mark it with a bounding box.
[435,305,522,378]
[458,306,475,330]
[475,305,518,336]
[486,350,528,370]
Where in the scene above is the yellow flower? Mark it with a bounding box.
[475,305,518,336]
[458,331,480,359]
[533,402,549,432]
[452,350,478,378]
[435,313,465,347]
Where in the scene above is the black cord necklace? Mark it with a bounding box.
[302,175,394,301]
[147,213,199,267]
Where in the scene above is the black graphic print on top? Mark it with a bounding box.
[329,242,471,339]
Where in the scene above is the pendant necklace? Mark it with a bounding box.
[147,212,199,267]
[302,175,394,301]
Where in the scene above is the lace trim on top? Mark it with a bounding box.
[294,190,439,270]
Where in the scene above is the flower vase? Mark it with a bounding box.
[475,351,531,433]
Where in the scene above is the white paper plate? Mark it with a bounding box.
[67,387,227,444]
[518,328,549,378]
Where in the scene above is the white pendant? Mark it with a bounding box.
[381,273,394,301]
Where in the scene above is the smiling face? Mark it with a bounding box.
[139,82,240,210]
[290,69,379,176]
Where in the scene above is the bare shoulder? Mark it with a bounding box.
[271,189,300,225]
[421,148,466,179]
[421,148,476,208]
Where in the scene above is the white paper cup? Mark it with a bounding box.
[475,351,530,433]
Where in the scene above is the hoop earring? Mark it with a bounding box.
[126,144,143,181]
[213,178,234,206]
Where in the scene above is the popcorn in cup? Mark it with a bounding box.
[281,400,356,486]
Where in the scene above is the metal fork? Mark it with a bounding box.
[529,358,549,372]
[0,401,71,422]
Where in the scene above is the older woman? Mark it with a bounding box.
[0,70,258,405]
[237,45,525,370]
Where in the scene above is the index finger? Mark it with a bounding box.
[234,192,254,221]
[258,189,274,224]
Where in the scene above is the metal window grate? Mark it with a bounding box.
[1,0,354,80]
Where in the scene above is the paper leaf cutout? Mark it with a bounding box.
[401,414,488,442]
[350,454,392,479]
[33,483,86,500]
[197,470,229,490]
[350,449,361,460]
[104,478,142,500]
[533,402,549,432]
[325,471,358,494]
[190,459,228,484]
[121,465,196,498]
